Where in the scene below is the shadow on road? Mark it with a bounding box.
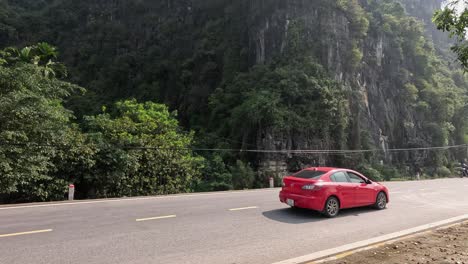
[262,206,381,224]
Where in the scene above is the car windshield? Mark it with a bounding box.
[293,170,326,179]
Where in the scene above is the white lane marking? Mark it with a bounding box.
[0,229,53,238]
[0,189,279,211]
[136,215,176,222]
[229,206,258,211]
[272,214,468,264]
[390,191,403,194]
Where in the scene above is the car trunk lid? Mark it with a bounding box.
[282,177,318,194]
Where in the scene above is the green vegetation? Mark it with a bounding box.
[0,44,79,201]
[209,58,349,152]
[0,45,203,202]
[368,0,468,162]
[434,1,468,69]
[79,100,203,198]
[0,0,467,202]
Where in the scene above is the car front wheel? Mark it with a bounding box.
[322,196,340,218]
[374,192,387,210]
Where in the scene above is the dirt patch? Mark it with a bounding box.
[323,221,468,264]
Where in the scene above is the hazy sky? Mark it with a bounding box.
[444,0,467,12]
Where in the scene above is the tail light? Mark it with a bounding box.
[301,184,323,191]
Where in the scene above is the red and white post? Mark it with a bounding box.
[68,184,75,201]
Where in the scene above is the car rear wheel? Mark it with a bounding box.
[322,196,340,218]
[374,192,387,210]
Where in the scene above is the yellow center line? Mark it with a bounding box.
[229,206,258,211]
[0,229,53,238]
[136,215,176,222]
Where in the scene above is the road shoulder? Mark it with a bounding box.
[317,220,468,264]
[272,214,468,264]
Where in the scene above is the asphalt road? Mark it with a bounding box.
[1,178,468,264]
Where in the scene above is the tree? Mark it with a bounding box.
[0,45,81,202]
[433,1,468,69]
[209,57,349,151]
[1,43,206,202]
[0,43,67,78]
[81,100,204,197]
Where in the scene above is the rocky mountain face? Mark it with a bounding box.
[1,0,465,177]
[216,0,460,172]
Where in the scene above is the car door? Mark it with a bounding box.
[347,172,375,205]
[329,171,355,208]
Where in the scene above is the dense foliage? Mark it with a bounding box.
[209,58,349,153]
[0,45,203,202]
[0,44,78,201]
[80,100,203,198]
[0,0,468,201]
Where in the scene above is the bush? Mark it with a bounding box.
[435,166,451,178]
[379,166,401,181]
[209,181,233,191]
[195,154,233,192]
[230,160,255,190]
[357,165,383,182]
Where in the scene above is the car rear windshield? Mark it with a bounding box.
[293,170,326,179]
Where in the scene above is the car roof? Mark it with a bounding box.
[302,167,343,172]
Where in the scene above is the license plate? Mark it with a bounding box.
[287,199,295,207]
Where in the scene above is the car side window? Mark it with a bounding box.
[347,172,364,183]
[330,172,350,183]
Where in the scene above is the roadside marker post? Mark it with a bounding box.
[68,184,75,201]
[269,177,274,188]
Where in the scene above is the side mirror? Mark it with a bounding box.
[366,179,372,184]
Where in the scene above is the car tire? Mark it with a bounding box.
[374,192,387,210]
[322,196,340,218]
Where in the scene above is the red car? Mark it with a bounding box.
[279,167,389,217]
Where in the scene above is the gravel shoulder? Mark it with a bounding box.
[323,221,468,264]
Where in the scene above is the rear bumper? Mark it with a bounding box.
[279,191,324,211]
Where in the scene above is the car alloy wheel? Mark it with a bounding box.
[376,192,387,209]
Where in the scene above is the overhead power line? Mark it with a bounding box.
[0,141,467,154]
[192,144,468,154]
